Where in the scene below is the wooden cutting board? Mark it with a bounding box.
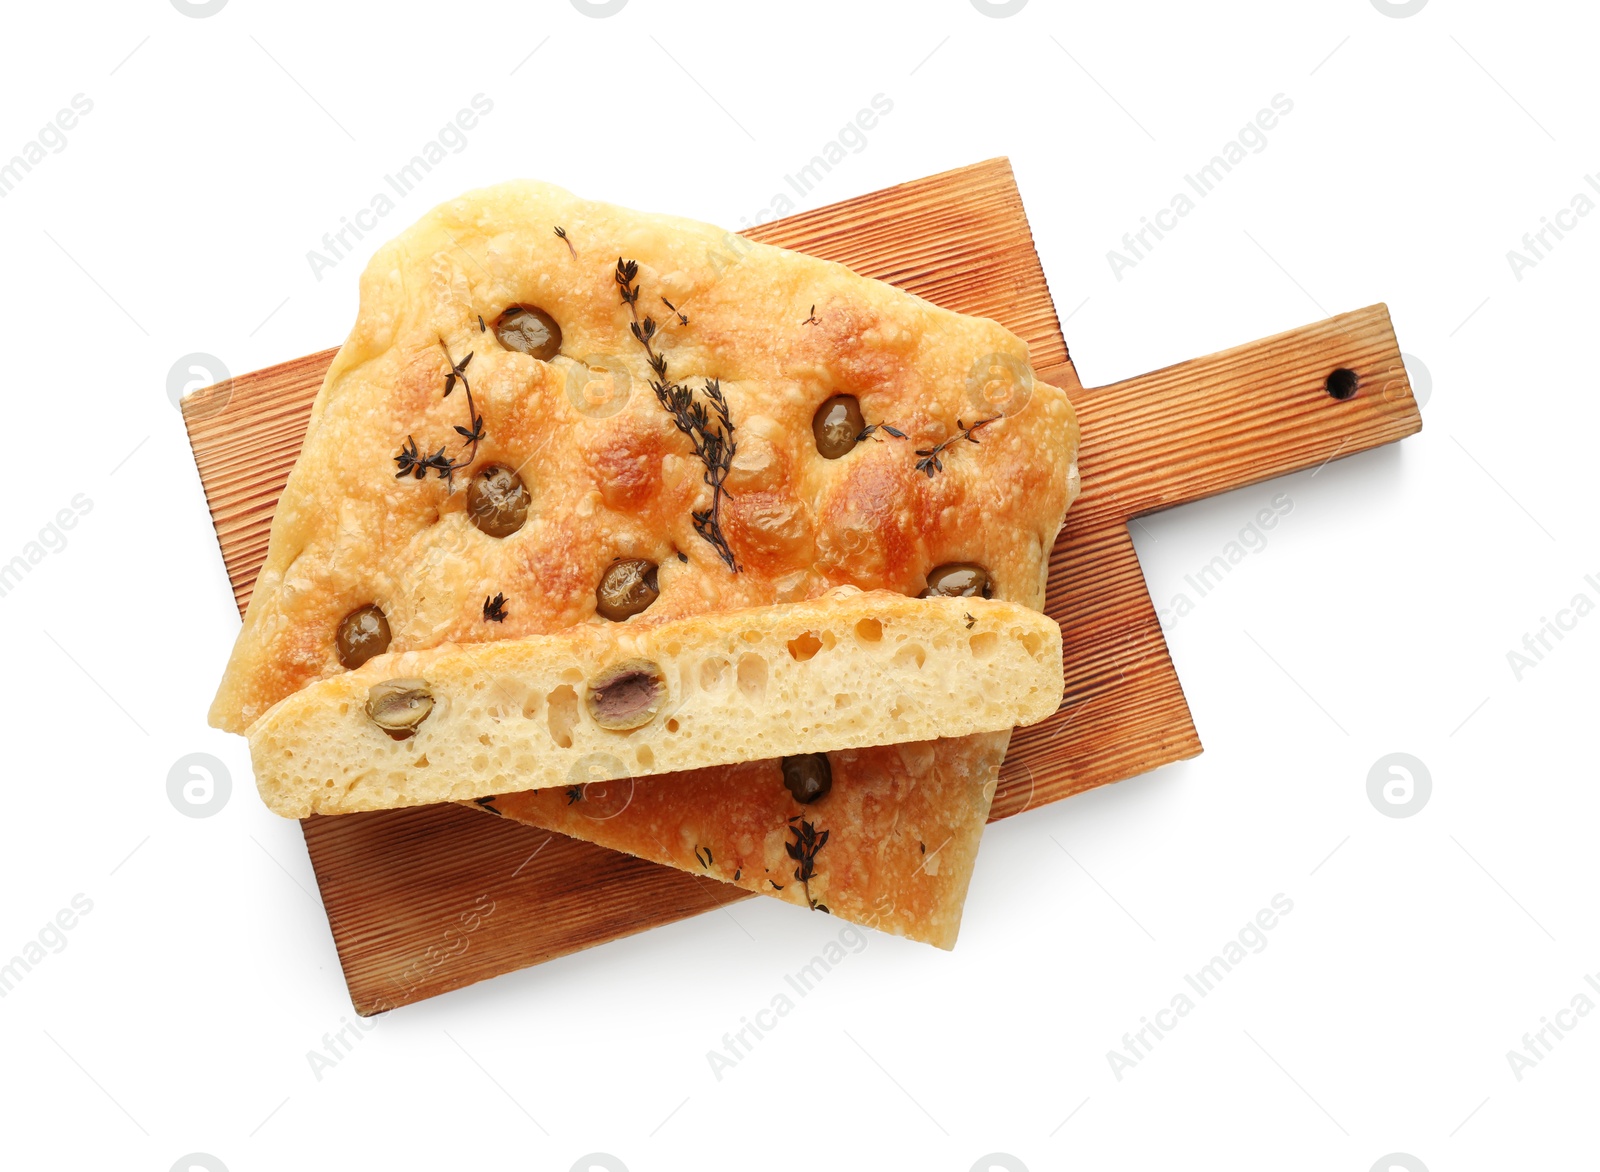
[182,157,1421,1014]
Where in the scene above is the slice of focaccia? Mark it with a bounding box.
[248,592,1061,817]
[479,731,1009,950]
[209,178,1079,943]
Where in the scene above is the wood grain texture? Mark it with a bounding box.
[182,157,1420,1012]
[184,347,340,613]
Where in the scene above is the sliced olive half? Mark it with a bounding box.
[812,395,865,460]
[365,678,434,740]
[494,305,562,361]
[336,603,391,669]
[596,559,660,622]
[919,563,992,599]
[466,464,530,538]
[586,659,667,731]
[782,754,832,804]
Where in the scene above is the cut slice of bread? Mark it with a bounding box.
[247,590,1062,817]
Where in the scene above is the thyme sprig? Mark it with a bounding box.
[565,785,584,804]
[473,795,502,816]
[914,415,999,478]
[483,592,508,622]
[393,345,484,489]
[802,304,820,326]
[786,816,830,913]
[554,225,576,258]
[614,257,740,572]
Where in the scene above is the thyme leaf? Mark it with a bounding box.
[856,422,907,444]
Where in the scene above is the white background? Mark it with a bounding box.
[0,1,1594,1169]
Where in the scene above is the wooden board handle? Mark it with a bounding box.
[1062,303,1422,531]
[1003,304,1423,815]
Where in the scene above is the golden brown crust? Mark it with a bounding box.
[209,180,1079,733]
[481,731,1009,949]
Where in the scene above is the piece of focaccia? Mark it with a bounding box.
[210,180,1077,732]
[480,731,1009,950]
[248,592,1061,817]
[208,179,1079,943]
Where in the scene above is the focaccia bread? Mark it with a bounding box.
[209,179,1078,733]
[478,731,1010,950]
[206,178,1080,942]
[248,592,1061,817]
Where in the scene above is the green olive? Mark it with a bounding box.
[919,563,992,599]
[365,678,434,740]
[466,464,530,538]
[781,753,832,804]
[336,604,391,669]
[494,305,562,361]
[596,558,660,622]
[812,395,864,460]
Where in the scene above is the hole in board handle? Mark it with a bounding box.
[1325,367,1361,401]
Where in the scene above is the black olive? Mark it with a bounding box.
[919,563,992,599]
[781,754,832,804]
[466,464,530,538]
[586,659,667,730]
[596,559,660,622]
[812,395,864,459]
[494,305,562,361]
[336,604,391,669]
